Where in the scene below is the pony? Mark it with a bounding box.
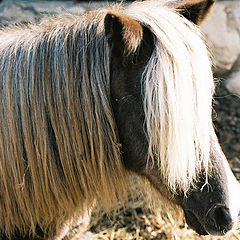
[0,0,239,239]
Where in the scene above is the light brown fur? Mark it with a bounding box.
[0,12,128,238]
[106,11,143,54]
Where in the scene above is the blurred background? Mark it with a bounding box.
[0,0,239,239]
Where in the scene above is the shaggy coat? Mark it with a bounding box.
[1,0,238,239]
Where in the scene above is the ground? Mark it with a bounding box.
[214,81,240,181]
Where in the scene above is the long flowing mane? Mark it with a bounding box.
[125,1,214,193]
[0,12,127,236]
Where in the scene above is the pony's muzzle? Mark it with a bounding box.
[183,203,235,236]
[206,204,233,235]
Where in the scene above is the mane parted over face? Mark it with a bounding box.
[123,0,214,193]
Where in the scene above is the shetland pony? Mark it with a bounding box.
[0,0,239,239]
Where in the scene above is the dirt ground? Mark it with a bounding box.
[214,81,240,180]
[88,81,240,240]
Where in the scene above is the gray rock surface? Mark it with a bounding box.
[0,1,113,24]
[201,1,240,95]
[201,2,240,74]
[226,69,240,96]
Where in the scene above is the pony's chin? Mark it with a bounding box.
[184,210,232,236]
[184,210,208,235]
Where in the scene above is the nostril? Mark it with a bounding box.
[208,205,233,232]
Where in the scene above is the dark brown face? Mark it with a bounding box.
[108,26,154,172]
[104,0,240,235]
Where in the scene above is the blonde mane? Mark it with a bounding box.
[0,12,127,237]
[125,1,214,193]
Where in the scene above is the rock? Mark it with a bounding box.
[0,1,115,24]
[226,69,240,96]
[201,1,240,95]
[201,2,240,76]
[0,2,40,23]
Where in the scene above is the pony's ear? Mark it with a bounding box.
[176,0,214,25]
[104,11,143,55]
